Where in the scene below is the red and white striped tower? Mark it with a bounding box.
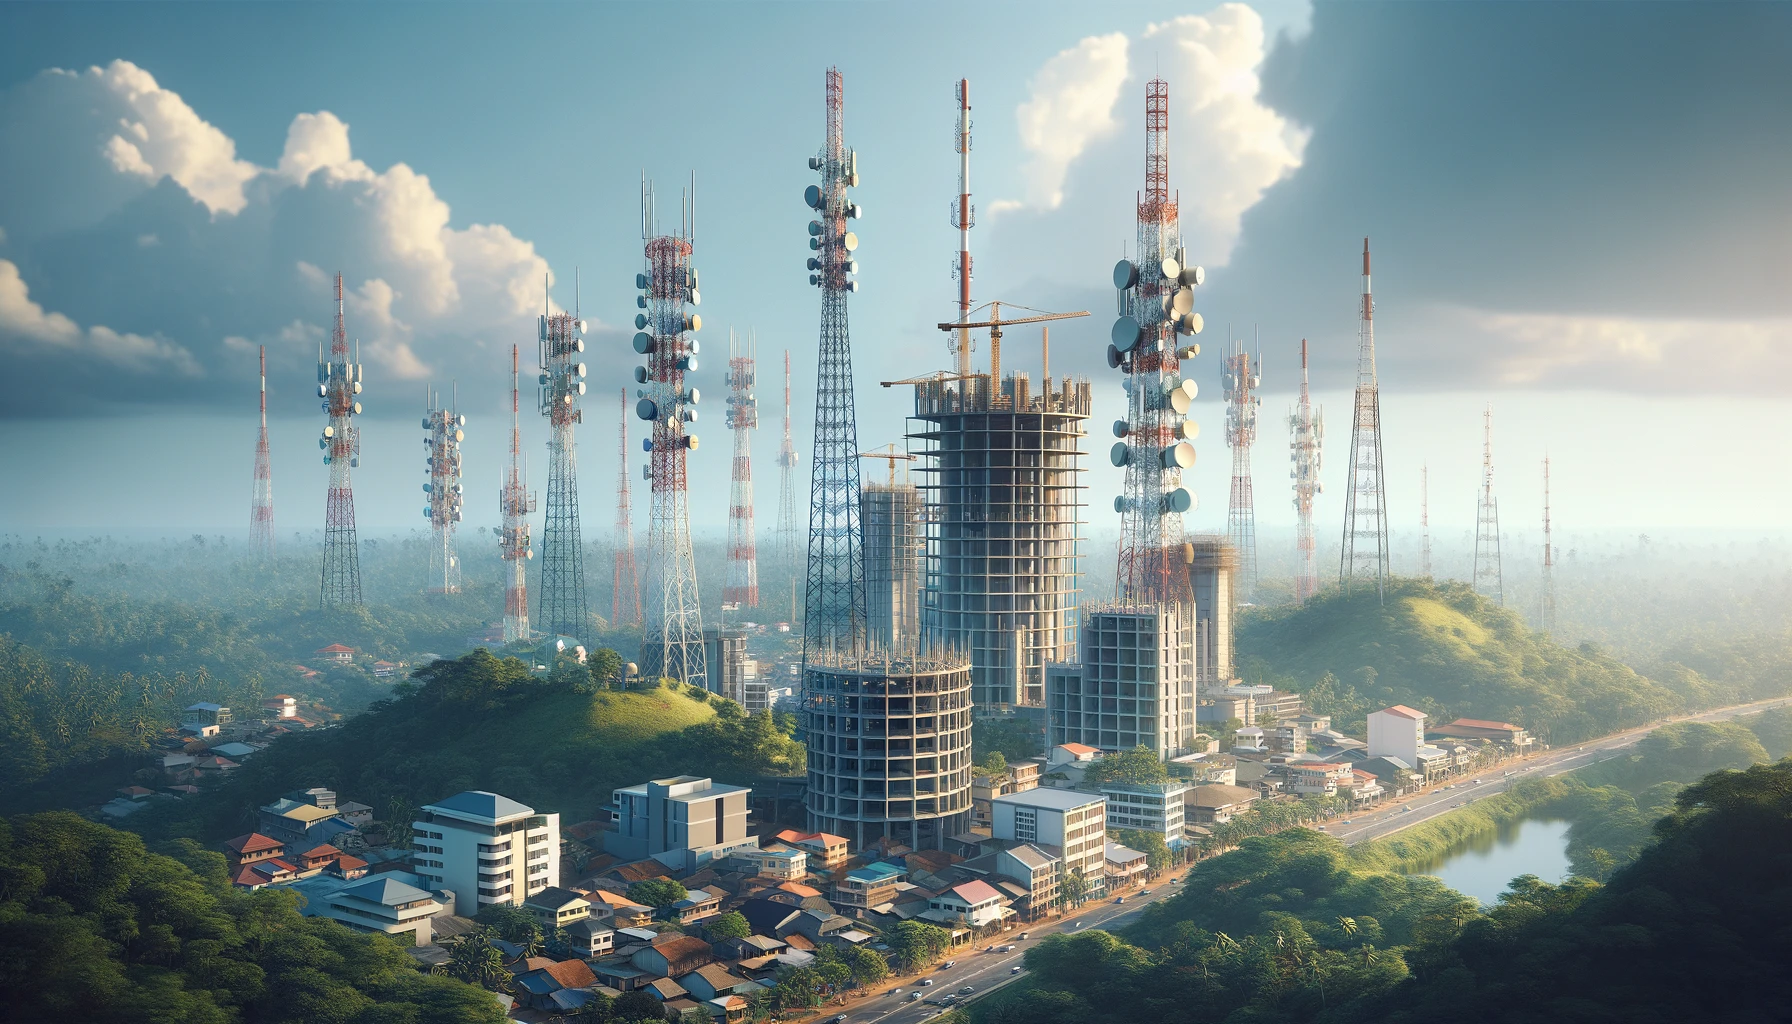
[951,79,975,378]
[1340,239,1390,600]
[724,329,760,615]
[1288,339,1324,602]
[775,350,801,567]
[499,346,536,643]
[613,388,642,628]
[318,273,364,607]
[251,345,274,562]
[1223,331,1262,601]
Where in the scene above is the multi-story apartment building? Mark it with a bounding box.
[991,788,1105,894]
[832,860,907,914]
[1100,780,1189,837]
[604,776,754,871]
[412,790,559,911]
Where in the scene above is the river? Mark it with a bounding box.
[1404,818,1573,905]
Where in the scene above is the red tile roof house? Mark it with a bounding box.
[224,833,285,868]
[512,958,599,1011]
[631,934,717,978]
[315,644,356,664]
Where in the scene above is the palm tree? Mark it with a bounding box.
[1336,916,1358,940]
[442,929,513,990]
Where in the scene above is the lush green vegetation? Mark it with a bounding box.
[126,648,804,845]
[0,811,504,1024]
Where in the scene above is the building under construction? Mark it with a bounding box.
[861,477,922,651]
[1187,536,1236,689]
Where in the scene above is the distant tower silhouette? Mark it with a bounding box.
[499,345,537,644]
[776,350,802,568]
[1473,404,1504,604]
[318,273,363,608]
[1340,239,1389,601]
[1540,456,1556,632]
[724,330,761,616]
[1223,330,1261,602]
[424,385,465,594]
[1288,339,1324,602]
[612,388,642,629]
[251,345,274,563]
[537,285,590,642]
[802,67,868,659]
[1420,463,1433,580]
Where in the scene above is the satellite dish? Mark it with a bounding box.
[1160,257,1181,280]
[636,273,648,289]
[1171,288,1194,315]
[1109,442,1129,467]
[1170,388,1193,415]
[1164,488,1194,513]
[1180,313,1205,336]
[690,290,701,306]
[1111,316,1142,352]
[1161,442,1196,469]
[1112,259,1138,290]
[686,313,702,332]
[1113,496,1128,513]
[1180,421,1200,441]
[842,232,860,252]
[1112,419,1128,439]
[633,333,655,354]
[809,221,823,236]
[1181,265,1206,287]
[636,399,659,421]
[635,313,649,330]
[1107,344,1121,369]
[804,184,822,209]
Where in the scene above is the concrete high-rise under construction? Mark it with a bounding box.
[861,475,922,652]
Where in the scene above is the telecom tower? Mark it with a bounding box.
[537,289,591,642]
[613,389,642,629]
[776,351,802,568]
[1340,239,1390,600]
[423,387,466,593]
[1111,77,1203,607]
[951,78,975,379]
[499,346,537,644]
[1288,339,1324,602]
[634,178,707,685]
[1473,404,1504,604]
[318,273,364,608]
[1540,457,1556,632]
[1223,332,1261,602]
[801,67,867,660]
[1420,464,1433,580]
[723,330,760,616]
[251,345,274,562]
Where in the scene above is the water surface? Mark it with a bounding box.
[1405,817,1572,905]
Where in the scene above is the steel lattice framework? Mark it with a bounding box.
[1420,463,1433,580]
[537,302,591,642]
[1340,238,1390,600]
[1288,339,1324,602]
[251,345,274,563]
[1112,77,1203,607]
[802,67,868,659]
[499,346,536,644]
[318,273,363,607]
[776,351,801,568]
[1474,404,1504,604]
[635,179,707,685]
[424,386,465,594]
[1223,333,1261,602]
[1540,456,1556,632]
[724,330,760,615]
[613,388,642,629]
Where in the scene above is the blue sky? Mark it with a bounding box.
[1,1,1789,545]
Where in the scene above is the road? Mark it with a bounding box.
[831,692,1792,1023]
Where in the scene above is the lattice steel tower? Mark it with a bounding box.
[634,178,707,685]
[802,67,868,659]
[1110,77,1204,606]
[1223,331,1261,602]
[1288,339,1324,602]
[613,388,642,629]
[1540,456,1556,632]
[1420,464,1433,580]
[318,273,364,607]
[499,346,536,644]
[423,386,465,594]
[1340,238,1390,600]
[1473,404,1504,604]
[251,345,274,562]
[537,289,591,641]
[724,330,760,616]
[776,351,801,568]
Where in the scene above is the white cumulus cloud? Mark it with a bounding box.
[995,32,1131,215]
[0,258,198,373]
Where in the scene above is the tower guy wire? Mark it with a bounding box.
[318,273,364,608]
[1340,238,1390,601]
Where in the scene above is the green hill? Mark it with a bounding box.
[130,648,804,845]
[1237,578,1682,743]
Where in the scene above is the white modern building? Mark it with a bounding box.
[604,776,755,872]
[1101,780,1189,837]
[991,787,1106,893]
[413,791,559,911]
[319,876,443,945]
[1046,605,1200,757]
[1367,705,1426,767]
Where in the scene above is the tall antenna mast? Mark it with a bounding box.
[1420,463,1432,580]
[500,345,537,643]
[318,272,363,607]
[1473,403,1504,604]
[537,283,591,643]
[251,345,275,562]
[1340,238,1390,601]
[1540,456,1556,632]
[424,385,465,594]
[613,388,642,628]
[724,329,761,617]
[776,349,802,570]
[951,79,975,378]
[635,177,707,685]
[1224,329,1261,601]
[1288,338,1323,602]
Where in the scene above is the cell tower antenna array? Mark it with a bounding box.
[635,177,707,685]
[1224,329,1262,602]
[951,78,975,379]
[1473,404,1504,604]
[1420,464,1433,580]
[499,345,537,644]
[1111,76,1204,606]
[1288,339,1324,602]
[537,280,591,642]
[1540,456,1556,632]
[318,273,364,607]
[613,389,642,628]
[424,385,466,593]
[251,345,275,562]
[1340,239,1390,601]
[776,350,802,568]
[724,329,761,616]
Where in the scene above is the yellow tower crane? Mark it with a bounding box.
[857,443,917,487]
